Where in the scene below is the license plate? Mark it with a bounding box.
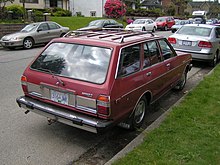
[182,40,192,46]
[51,90,68,105]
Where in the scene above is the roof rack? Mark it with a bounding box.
[63,30,155,43]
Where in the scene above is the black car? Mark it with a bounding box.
[78,19,123,31]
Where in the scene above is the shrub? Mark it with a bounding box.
[6,4,24,17]
[104,0,126,18]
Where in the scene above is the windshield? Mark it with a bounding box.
[155,17,166,22]
[177,26,212,37]
[133,19,146,24]
[21,23,38,32]
[31,43,112,84]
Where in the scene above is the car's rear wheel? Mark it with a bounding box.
[174,71,187,91]
[23,38,34,49]
[164,25,168,31]
[210,51,218,67]
[152,26,156,32]
[130,96,147,129]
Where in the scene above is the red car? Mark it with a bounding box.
[155,16,175,31]
[16,30,192,133]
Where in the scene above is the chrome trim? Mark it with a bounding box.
[16,96,113,133]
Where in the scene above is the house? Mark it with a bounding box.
[5,0,69,10]
[70,0,137,17]
[140,0,162,9]
[69,0,107,17]
[185,2,210,15]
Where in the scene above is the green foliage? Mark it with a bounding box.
[126,8,163,17]
[113,65,220,164]
[6,4,24,16]
[44,7,71,17]
[53,10,71,17]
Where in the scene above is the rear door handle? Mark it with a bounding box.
[146,72,152,76]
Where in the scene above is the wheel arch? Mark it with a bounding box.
[24,36,35,44]
[129,90,152,118]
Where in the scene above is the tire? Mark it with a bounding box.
[130,96,147,129]
[174,71,187,91]
[23,38,34,49]
[164,25,168,31]
[60,33,66,37]
[210,51,218,67]
[152,27,156,32]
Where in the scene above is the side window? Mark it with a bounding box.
[143,41,161,68]
[48,22,60,30]
[38,23,49,31]
[118,44,141,77]
[215,28,220,38]
[158,39,176,60]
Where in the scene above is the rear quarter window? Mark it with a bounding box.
[117,44,141,77]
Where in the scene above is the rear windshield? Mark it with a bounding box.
[177,26,212,36]
[31,42,112,84]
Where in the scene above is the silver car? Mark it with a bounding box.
[168,24,220,66]
[0,21,69,49]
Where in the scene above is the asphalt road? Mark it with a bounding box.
[0,31,210,165]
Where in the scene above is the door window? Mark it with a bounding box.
[143,41,161,68]
[38,23,49,31]
[48,22,60,30]
[158,39,176,60]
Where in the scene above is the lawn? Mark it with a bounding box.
[113,65,220,164]
[51,16,127,30]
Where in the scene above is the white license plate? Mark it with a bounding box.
[182,40,192,46]
[51,90,68,105]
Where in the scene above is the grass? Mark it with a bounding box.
[113,65,220,165]
[51,16,127,30]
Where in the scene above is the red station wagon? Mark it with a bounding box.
[16,30,192,133]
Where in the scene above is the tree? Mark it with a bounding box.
[104,0,126,18]
[0,0,14,18]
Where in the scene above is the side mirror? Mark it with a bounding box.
[37,28,43,32]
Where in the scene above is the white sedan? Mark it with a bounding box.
[125,19,157,32]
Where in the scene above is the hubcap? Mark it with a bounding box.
[24,40,32,48]
[134,100,145,124]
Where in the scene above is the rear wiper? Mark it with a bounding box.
[37,67,65,86]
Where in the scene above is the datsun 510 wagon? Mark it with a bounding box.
[16,30,192,133]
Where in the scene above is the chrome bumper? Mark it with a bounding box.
[16,96,113,133]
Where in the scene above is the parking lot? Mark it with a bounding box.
[0,31,213,165]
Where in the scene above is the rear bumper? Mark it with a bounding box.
[174,49,214,61]
[16,96,113,133]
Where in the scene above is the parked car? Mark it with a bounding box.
[155,16,175,31]
[77,19,123,31]
[171,20,189,33]
[168,24,220,66]
[125,18,157,32]
[16,30,192,133]
[0,21,69,49]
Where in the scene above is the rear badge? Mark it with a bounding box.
[82,92,93,97]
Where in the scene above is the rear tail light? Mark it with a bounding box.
[97,95,110,117]
[198,41,212,48]
[168,37,177,44]
[21,75,28,93]
[21,75,27,85]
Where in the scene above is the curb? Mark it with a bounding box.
[105,66,215,165]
